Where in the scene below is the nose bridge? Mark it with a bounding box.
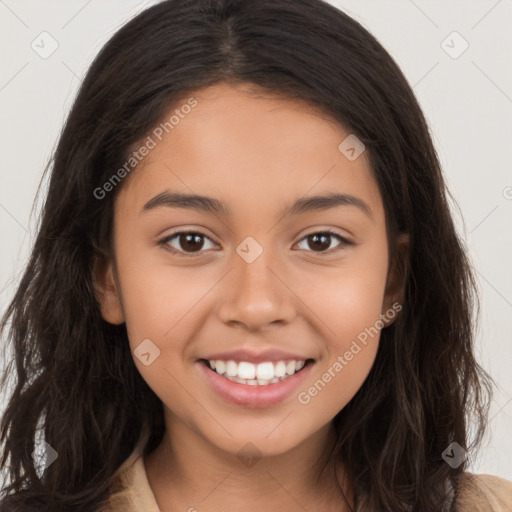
[217,235,295,329]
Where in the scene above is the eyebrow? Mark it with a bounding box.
[141,190,373,219]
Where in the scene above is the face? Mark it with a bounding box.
[94,82,406,459]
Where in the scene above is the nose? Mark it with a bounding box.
[217,249,296,332]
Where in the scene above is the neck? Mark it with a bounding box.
[144,410,353,512]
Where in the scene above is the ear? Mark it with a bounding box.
[381,232,409,327]
[92,248,125,325]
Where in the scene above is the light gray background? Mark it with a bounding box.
[1,0,511,482]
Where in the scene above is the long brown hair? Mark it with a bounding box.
[0,0,492,510]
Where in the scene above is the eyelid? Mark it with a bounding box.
[299,227,352,243]
[158,229,218,257]
[294,229,351,255]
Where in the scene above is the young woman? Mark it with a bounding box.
[1,0,511,510]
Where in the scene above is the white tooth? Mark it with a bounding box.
[214,359,303,384]
[256,362,275,380]
[274,361,286,377]
[286,361,296,375]
[226,360,238,377]
[295,360,305,371]
[210,360,216,370]
[238,361,256,380]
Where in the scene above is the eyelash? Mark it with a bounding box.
[157,229,352,257]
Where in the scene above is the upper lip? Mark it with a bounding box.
[200,349,312,364]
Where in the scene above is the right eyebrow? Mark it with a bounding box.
[141,190,231,216]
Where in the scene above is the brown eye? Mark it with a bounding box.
[306,233,331,251]
[296,231,348,254]
[159,231,216,255]
[178,233,205,252]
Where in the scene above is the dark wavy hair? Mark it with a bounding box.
[0,0,493,510]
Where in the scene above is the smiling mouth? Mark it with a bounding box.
[199,358,315,386]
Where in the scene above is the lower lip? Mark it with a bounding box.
[197,360,314,408]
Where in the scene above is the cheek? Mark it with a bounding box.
[295,278,385,423]
[114,254,204,413]
[294,244,388,410]
[299,243,389,347]
[114,240,209,350]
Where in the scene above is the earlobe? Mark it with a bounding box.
[92,250,125,325]
[381,232,409,327]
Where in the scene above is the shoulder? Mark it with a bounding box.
[456,472,512,511]
[100,452,160,512]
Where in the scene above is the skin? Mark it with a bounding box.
[94,82,408,511]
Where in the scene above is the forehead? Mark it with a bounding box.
[118,82,383,221]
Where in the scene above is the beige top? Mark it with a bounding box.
[101,453,161,512]
[100,450,512,512]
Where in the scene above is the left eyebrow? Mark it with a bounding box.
[282,192,373,220]
[141,190,373,220]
